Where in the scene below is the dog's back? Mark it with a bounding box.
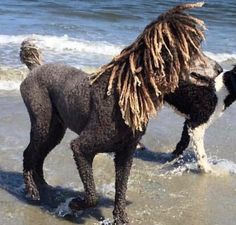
[20,63,92,133]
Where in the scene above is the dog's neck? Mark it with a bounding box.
[222,71,236,109]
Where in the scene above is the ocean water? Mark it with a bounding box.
[0,0,235,74]
[0,1,236,225]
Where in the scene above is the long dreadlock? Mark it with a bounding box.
[90,2,206,133]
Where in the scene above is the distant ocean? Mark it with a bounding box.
[0,0,235,90]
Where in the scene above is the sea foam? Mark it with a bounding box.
[0,80,21,91]
[0,34,236,91]
[158,151,236,177]
[0,34,123,56]
[204,51,236,63]
[1,34,235,62]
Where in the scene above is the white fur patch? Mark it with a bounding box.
[189,125,212,172]
[189,72,229,172]
[208,72,229,125]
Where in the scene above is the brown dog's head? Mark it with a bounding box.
[189,53,223,79]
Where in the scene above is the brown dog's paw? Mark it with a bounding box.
[25,185,40,201]
[69,197,88,211]
[113,211,129,225]
[113,218,129,225]
[69,195,99,214]
[24,171,40,201]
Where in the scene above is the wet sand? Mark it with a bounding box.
[0,91,236,225]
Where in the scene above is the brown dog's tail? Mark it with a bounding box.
[20,38,43,70]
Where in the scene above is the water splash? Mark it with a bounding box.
[209,157,236,175]
[55,197,75,217]
[157,150,236,176]
[98,218,113,225]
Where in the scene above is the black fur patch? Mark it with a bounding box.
[223,69,236,109]
[164,80,218,128]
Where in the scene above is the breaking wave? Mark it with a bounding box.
[0,34,235,90]
[0,34,123,56]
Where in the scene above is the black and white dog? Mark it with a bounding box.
[137,66,235,172]
[163,66,236,172]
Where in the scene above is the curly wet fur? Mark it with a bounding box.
[20,3,219,224]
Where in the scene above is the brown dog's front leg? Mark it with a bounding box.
[113,149,134,225]
[69,137,99,211]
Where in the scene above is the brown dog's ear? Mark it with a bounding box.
[231,67,236,92]
[232,65,236,74]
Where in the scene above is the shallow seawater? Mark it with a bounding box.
[1,90,236,225]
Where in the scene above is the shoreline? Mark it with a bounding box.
[0,55,235,91]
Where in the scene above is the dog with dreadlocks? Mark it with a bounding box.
[20,2,214,224]
[20,39,223,173]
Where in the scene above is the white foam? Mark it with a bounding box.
[100,183,115,196]
[0,80,21,90]
[0,34,123,56]
[55,197,74,217]
[209,158,236,176]
[158,151,236,177]
[98,218,113,225]
[1,34,235,61]
[204,51,236,63]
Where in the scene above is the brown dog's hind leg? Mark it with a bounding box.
[34,114,66,186]
[21,83,66,200]
[23,114,66,201]
[23,129,50,200]
[23,142,41,200]
[22,90,51,200]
